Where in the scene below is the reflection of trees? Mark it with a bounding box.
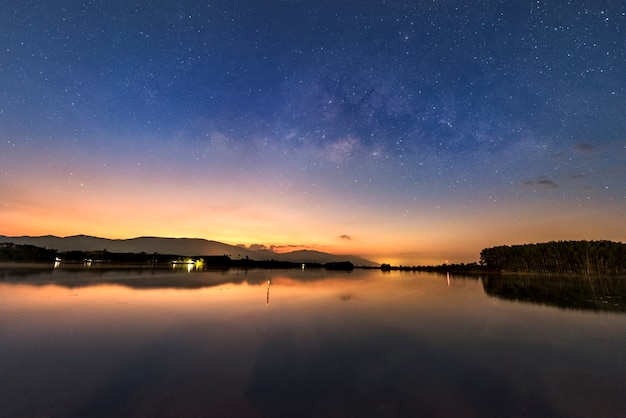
[482,274,626,313]
[0,266,360,291]
[0,267,252,290]
[0,265,56,279]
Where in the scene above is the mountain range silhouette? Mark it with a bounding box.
[0,234,378,267]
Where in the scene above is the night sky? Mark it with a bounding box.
[1,1,625,265]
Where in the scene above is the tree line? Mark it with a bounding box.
[4,240,625,275]
[380,262,480,273]
[480,240,626,275]
[0,243,57,262]
[0,242,355,270]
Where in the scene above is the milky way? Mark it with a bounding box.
[1,1,625,264]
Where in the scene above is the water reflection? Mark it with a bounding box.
[482,274,626,313]
[3,266,626,314]
[1,266,625,417]
[0,264,357,290]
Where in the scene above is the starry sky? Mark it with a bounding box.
[1,0,625,265]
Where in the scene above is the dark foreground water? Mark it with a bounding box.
[1,265,624,417]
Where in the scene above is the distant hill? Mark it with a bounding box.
[252,248,376,266]
[0,235,378,267]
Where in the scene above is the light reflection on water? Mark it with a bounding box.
[0,266,624,417]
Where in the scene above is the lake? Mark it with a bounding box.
[1,265,624,417]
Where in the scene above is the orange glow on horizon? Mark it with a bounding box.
[2,159,625,267]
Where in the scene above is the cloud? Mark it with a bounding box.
[523,179,558,189]
[339,234,352,240]
[269,244,318,253]
[537,179,558,188]
[573,143,594,153]
[570,173,586,179]
[270,244,298,250]
[248,244,269,251]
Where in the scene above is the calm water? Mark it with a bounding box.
[0,266,624,418]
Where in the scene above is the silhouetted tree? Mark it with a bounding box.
[323,261,355,270]
[480,241,626,275]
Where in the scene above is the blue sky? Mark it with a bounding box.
[1,0,624,264]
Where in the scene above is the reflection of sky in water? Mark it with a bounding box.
[0,268,624,417]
